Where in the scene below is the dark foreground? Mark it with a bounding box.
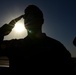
[0,56,76,74]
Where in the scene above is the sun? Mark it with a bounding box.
[4,18,27,40]
[13,21,25,33]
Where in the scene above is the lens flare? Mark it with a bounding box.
[13,22,25,33]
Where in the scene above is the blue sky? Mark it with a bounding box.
[0,0,76,57]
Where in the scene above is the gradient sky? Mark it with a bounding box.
[0,0,76,57]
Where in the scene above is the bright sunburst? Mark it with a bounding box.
[4,17,27,40]
[13,22,25,33]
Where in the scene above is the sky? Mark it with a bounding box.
[0,0,76,57]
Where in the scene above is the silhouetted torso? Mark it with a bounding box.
[0,33,74,74]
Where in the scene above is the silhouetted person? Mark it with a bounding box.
[0,5,75,74]
[73,37,76,46]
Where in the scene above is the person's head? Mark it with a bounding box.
[73,37,76,46]
[23,5,44,34]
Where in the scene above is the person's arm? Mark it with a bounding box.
[58,41,75,74]
[0,15,23,56]
[0,24,14,56]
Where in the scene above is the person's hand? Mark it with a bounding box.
[9,15,24,25]
[0,24,13,36]
[0,15,24,36]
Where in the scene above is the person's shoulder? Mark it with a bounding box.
[44,35,65,49]
[2,38,24,47]
[3,39,20,43]
[44,34,62,46]
[45,34,71,55]
[3,38,25,42]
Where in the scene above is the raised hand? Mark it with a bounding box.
[0,15,24,36]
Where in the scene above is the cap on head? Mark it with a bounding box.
[24,5,44,25]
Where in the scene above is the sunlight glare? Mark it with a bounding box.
[13,22,25,33]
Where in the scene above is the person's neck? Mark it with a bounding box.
[28,30,43,39]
